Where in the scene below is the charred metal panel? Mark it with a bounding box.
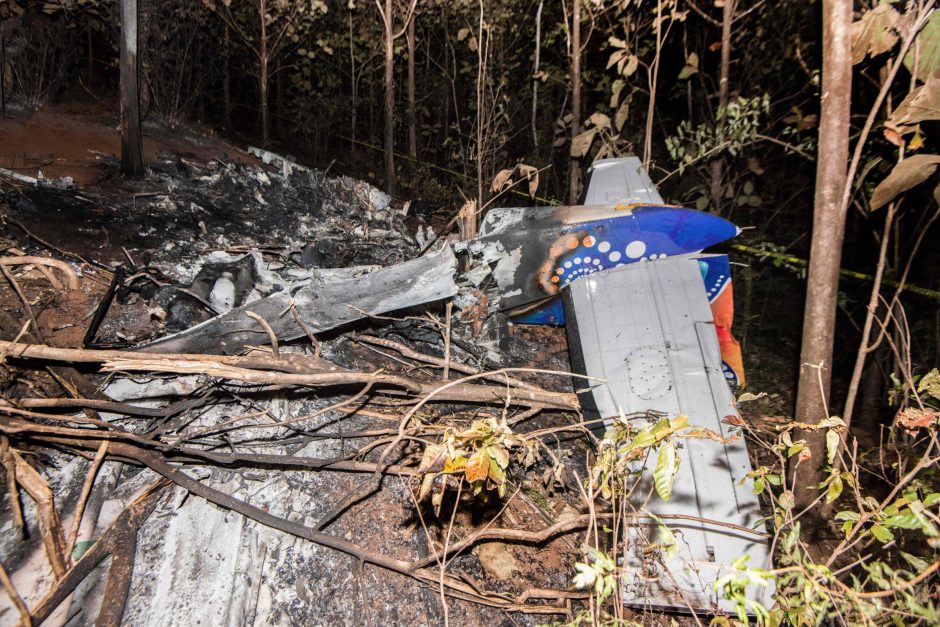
[562,257,773,614]
[139,244,458,355]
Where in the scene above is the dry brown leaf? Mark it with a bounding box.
[870,153,940,210]
[474,542,519,580]
[491,168,514,193]
[570,128,597,158]
[886,79,940,134]
[851,4,900,65]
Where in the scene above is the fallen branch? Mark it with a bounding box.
[98,440,563,614]
[0,416,418,476]
[9,449,70,578]
[0,340,580,409]
[0,256,80,291]
[28,480,169,624]
[0,559,31,627]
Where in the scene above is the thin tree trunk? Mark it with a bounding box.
[475,0,486,211]
[842,203,897,427]
[349,8,357,147]
[1,34,6,119]
[568,0,581,205]
[119,0,144,178]
[709,0,734,213]
[856,353,884,438]
[642,0,662,172]
[276,58,285,136]
[531,0,543,151]
[258,0,270,146]
[407,12,417,161]
[791,0,853,510]
[383,0,395,196]
[223,22,231,127]
[368,61,375,139]
[86,28,94,86]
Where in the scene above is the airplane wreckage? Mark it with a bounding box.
[0,155,772,620]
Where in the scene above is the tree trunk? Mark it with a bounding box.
[407,12,417,161]
[1,34,6,119]
[258,0,270,146]
[223,22,231,127]
[791,0,853,510]
[276,57,285,136]
[349,8,357,147]
[383,0,395,196]
[568,0,581,205]
[86,28,94,86]
[119,0,144,178]
[709,0,734,213]
[531,0,543,151]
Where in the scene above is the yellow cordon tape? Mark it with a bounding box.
[731,243,940,301]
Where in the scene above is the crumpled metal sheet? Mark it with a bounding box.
[138,244,458,355]
[562,257,774,614]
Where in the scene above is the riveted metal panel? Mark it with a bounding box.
[562,257,773,614]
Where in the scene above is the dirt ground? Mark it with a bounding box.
[0,101,253,186]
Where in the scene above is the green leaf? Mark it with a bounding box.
[834,511,861,522]
[677,66,697,80]
[629,429,656,451]
[654,441,679,501]
[72,539,95,561]
[826,474,843,504]
[870,524,895,543]
[904,11,940,80]
[884,513,920,529]
[488,444,510,469]
[826,429,840,465]
[658,523,678,560]
[778,490,795,511]
[610,79,625,108]
[924,493,940,507]
[753,477,766,495]
[900,551,930,571]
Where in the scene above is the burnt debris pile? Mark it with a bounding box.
[0,150,586,626]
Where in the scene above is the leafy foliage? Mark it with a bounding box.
[416,416,524,515]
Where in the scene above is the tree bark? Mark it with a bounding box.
[349,8,357,147]
[119,0,144,178]
[531,0,543,151]
[86,28,94,86]
[709,0,734,213]
[383,0,396,196]
[568,0,581,205]
[223,22,231,127]
[791,0,853,510]
[258,0,270,146]
[407,12,417,161]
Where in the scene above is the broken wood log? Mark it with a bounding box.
[0,340,580,410]
[27,480,169,624]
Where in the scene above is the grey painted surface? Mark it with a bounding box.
[580,157,665,206]
[563,258,774,613]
